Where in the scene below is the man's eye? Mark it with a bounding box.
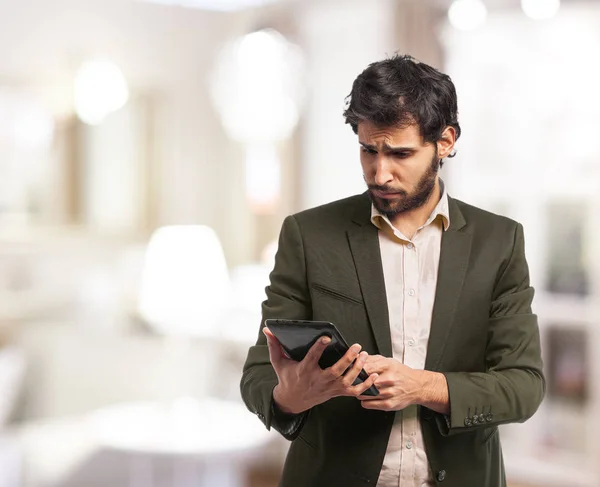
[393,152,410,159]
[361,147,377,155]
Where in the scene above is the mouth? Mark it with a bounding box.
[372,190,403,200]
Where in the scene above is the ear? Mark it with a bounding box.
[437,126,456,159]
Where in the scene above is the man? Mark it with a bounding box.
[240,54,545,487]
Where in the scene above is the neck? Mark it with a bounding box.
[389,178,441,238]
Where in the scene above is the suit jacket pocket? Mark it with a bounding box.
[311,283,363,306]
[482,426,498,445]
[297,432,318,451]
[310,283,372,349]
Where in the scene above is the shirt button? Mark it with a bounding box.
[408,289,415,296]
[406,441,413,449]
[406,243,414,249]
[408,339,415,347]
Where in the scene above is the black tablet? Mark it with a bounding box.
[264,319,379,396]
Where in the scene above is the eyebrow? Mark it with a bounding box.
[359,142,418,152]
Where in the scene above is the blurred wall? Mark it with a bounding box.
[0,0,258,265]
[296,0,397,209]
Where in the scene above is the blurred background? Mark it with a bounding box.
[0,0,598,486]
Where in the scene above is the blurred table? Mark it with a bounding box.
[9,397,274,487]
[88,397,271,487]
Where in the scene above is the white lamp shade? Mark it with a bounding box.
[138,225,230,337]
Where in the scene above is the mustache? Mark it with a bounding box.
[367,184,407,195]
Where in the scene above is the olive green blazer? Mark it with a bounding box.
[241,193,545,487]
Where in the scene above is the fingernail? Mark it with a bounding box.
[321,337,331,344]
[352,344,361,353]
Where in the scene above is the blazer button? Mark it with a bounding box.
[472,415,479,425]
[464,417,473,427]
[486,413,493,422]
[479,414,486,423]
[437,470,446,482]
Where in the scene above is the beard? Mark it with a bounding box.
[366,153,440,219]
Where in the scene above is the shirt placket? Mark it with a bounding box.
[400,238,420,485]
[386,236,405,485]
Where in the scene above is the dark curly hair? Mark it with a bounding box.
[343,54,461,153]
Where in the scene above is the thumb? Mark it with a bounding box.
[263,327,284,366]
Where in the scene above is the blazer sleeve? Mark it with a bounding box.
[436,222,546,436]
[240,215,312,440]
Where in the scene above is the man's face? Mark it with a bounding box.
[358,121,441,219]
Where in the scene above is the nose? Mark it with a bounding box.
[374,157,393,187]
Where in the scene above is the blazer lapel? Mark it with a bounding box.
[346,195,393,357]
[425,196,472,371]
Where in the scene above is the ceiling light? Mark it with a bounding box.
[521,0,560,20]
[137,0,282,12]
[74,60,129,125]
[448,0,487,31]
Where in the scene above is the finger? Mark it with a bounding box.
[365,354,387,364]
[328,343,362,377]
[364,355,387,366]
[263,327,284,365]
[349,372,378,396]
[358,375,392,400]
[358,390,387,401]
[360,400,389,410]
[363,363,381,375]
[363,357,388,375]
[263,327,278,341]
[263,327,292,358]
[303,335,332,366]
[341,351,368,387]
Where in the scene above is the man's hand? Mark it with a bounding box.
[358,355,449,414]
[264,327,379,415]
